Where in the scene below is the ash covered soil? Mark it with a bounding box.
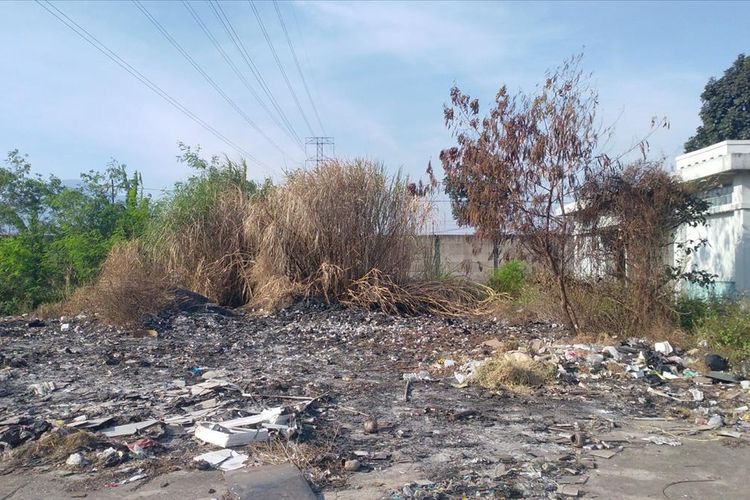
[1,303,749,499]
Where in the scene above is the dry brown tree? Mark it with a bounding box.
[440,56,611,332]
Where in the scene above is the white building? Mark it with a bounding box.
[675,140,750,297]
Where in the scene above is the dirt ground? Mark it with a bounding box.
[1,302,749,498]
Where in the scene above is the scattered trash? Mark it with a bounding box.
[402,370,433,382]
[564,351,580,363]
[689,388,704,402]
[96,447,123,466]
[344,459,361,471]
[558,485,580,497]
[602,346,620,361]
[626,365,645,379]
[60,323,71,332]
[195,423,268,448]
[642,436,681,446]
[200,369,229,380]
[121,473,148,484]
[194,407,295,447]
[588,448,621,459]
[707,415,723,428]
[742,380,750,390]
[482,338,504,350]
[654,341,673,355]
[66,452,87,466]
[68,416,114,430]
[2,305,750,498]
[190,379,233,396]
[363,419,378,434]
[586,353,605,366]
[193,449,248,471]
[127,438,157,456]
[705,354,729,371]
[454,360,484,384]
[718,430,743,439]
[28,381,57,397]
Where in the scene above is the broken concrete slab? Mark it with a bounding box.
[100,419,159,438]
[68,416,113,430]
[194,422,269,448]
[225,464,316,500]
[707,371,740,383]
[586,439,750,499]
[193,449,248,471]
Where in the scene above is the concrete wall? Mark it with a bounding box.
[413,234,523,282]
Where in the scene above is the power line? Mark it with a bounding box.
[273,0,326,135]
[133,0,284,165]
[35,0,264,167]
[181,0,303,152]
[248,0,314,137]
[209,0,303,147]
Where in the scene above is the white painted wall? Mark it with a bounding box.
[675,141,750,297]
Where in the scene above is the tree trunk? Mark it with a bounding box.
[557,273,579,333]
[544,244,579,333]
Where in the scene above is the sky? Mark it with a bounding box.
[1,1,749,220]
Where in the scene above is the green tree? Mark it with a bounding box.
[0,151,151,313]
[685,54,750,152]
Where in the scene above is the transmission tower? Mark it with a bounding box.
[305,136,334,168]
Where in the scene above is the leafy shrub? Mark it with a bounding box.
[673,296,711,332]
[487,260,527,297]
[695,300,750,361]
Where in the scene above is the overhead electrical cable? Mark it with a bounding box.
[181,0,303,151]
[208,0,302,146]
[132,0,285,164]
[272,0,326,135]
[248,0,314,136]
[36,0,265,167]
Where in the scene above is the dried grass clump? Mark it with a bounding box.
[247,159,427,309]
[150,187,255,307]
[5,428,98,467]
[475,354,553,391]
[343,269,502,316]
[64,240,173,326]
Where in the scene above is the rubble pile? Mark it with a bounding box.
[1,302,749,498]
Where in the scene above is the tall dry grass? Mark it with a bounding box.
[148,187,255,307]
[246,159,428,308]
[61,158,499,324]
[61,240,173,325]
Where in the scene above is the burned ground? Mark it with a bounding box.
[1,304,749,499]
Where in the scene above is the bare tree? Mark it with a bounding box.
[440,55,610,332]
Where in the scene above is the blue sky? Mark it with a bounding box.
[1,0,748,200]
